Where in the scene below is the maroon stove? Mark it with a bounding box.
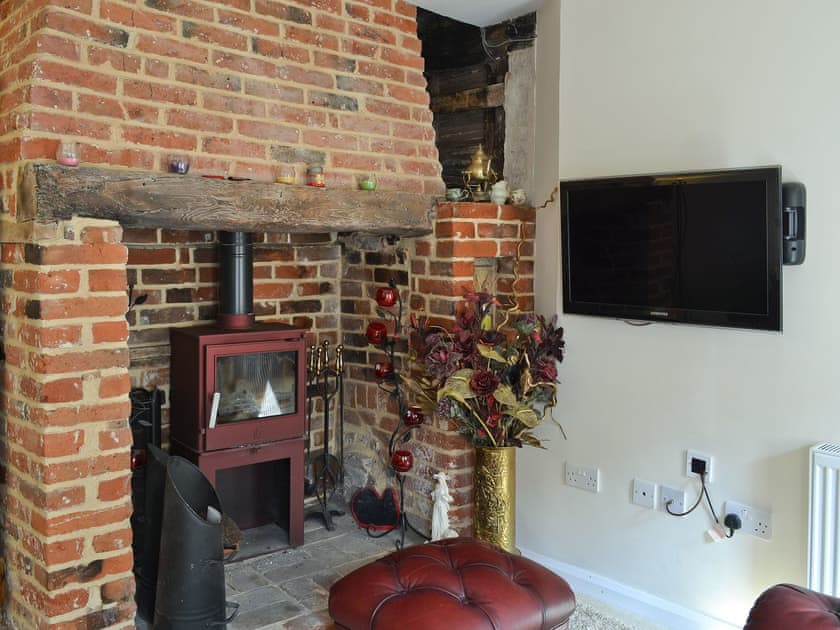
[169,231,306,546]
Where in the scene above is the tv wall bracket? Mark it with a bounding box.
[782,182,806,265]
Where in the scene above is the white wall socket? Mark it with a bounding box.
[566,463,599,493]
[685,449,713,482]
[725,500,772,540]
[660,485,686,514]
[632,479,656,508]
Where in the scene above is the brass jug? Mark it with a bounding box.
[463,145,496,201]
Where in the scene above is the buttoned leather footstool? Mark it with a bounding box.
[328,537,576,630]
[744,583,840,629]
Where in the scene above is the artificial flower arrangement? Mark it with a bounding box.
[406,292,565,448]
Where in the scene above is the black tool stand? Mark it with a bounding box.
[304,342,345,531]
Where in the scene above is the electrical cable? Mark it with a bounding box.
[666,470,736,540]
[703,483,720,523]
[478,26,537,61]
[479,26,538,48]
[479,28,502,61]
[665,472,706,516]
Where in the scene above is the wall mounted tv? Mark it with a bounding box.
[560,166,782,331]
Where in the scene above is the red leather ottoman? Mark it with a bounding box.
[745,583,840,629]
[328,537,576,630]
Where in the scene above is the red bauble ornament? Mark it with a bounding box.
[402,405,425,427]
[374,362,394,378]
[391,449,414,473]
[376,286,399,307]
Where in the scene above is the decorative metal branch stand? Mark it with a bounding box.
[365,279,428,550]
[304,340,345,531]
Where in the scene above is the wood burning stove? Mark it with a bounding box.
[170,325,306,453]
[169,231,306,546]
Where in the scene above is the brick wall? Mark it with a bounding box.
[1,218,135,628]
[405,201,536,529]
[0,0,441,199]
[0,1,537,627]
[123,201,536,538]
[124,229,342,450]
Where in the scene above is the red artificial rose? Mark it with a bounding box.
[536,359,558,381]
[470,370,501,396]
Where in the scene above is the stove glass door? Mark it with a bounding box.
[214,350,297,425]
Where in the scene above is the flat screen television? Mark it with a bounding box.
[560,166,782,331]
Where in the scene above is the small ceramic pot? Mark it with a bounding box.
[445,188,469,201]
[510,188,527,205]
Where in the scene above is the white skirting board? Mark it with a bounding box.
[519,547,741,630]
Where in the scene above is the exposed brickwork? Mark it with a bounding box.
[125,229,342,451]
[1,217,134,628]
[0,0,442,195]
[0,1,536,627]
[405,202,536,530]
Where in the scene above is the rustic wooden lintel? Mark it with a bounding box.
[17,163,436,237]
[430,83,505,114]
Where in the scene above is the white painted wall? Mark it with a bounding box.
[524,0,840,625]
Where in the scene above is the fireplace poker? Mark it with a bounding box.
[304,344,317,496]
[336,344,345,487]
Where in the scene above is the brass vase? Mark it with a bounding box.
[473,446,516,552]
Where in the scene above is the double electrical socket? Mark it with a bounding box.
[566,463,599,493]
[725,500,772,540]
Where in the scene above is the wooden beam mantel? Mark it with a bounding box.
[17,163,436,236]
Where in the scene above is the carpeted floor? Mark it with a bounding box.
[570,595,667,630]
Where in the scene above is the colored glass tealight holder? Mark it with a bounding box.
[358,173,377,191]
[366,322,388,345]
[168,155,190,174]
[56,141,80,166]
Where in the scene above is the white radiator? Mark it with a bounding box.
[808,443,840,595]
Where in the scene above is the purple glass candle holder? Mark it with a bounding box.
[168,155,190,174]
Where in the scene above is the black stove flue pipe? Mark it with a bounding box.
[218,231,255,329]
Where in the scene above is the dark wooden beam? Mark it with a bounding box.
[17,163,436,236]
[430,83,505,114]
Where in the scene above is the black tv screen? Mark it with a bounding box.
[560,166,782,331]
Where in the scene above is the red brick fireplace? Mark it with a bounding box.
[0,1,536,627]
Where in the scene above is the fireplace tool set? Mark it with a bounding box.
[364,279,429,549]
[304,339,345,531]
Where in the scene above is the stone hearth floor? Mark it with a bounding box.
[136,504,426,630]
[135,507,664,630]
